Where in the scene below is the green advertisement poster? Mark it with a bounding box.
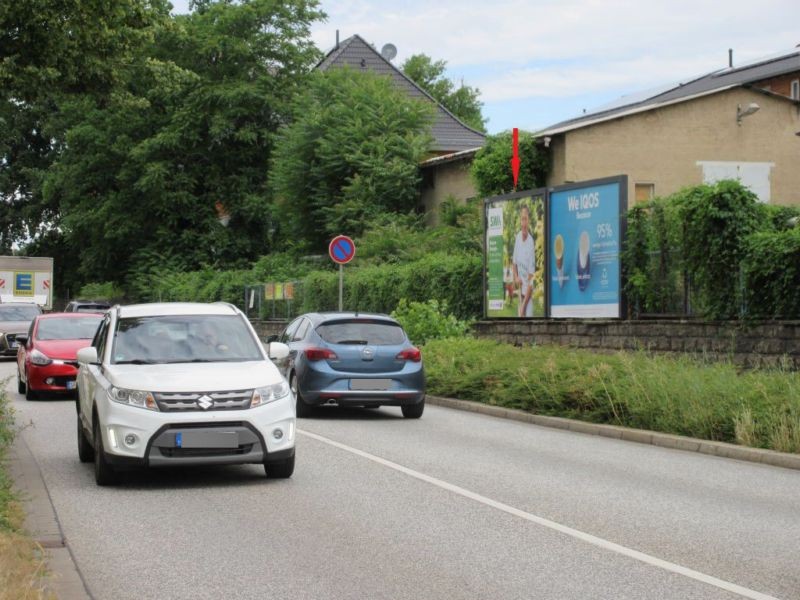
[485,192,546,318]
[486,207,504,313]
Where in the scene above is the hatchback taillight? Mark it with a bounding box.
[305,347,338,361]
[396,347,421,362]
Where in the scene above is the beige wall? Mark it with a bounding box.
[547,88,800,206]
[420,158,479,225]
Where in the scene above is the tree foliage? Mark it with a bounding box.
[38,0,323,286]
[470,130,550,197]
[270,67,434,252]
[401,53,486,133]
[0,0,171,253]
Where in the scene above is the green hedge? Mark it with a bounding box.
[300,252,482,319]
[742,228,800,318]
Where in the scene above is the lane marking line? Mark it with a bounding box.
[299,429,781,600]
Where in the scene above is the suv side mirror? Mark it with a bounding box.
[267,342,289,360]
[77,347,99,365]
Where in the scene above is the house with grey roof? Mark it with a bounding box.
[317,34,486,223]
[537,48,800,206]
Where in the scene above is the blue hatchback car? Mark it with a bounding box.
[271,313,426,419]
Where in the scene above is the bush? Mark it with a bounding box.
[742,228,800,318]
[78,281,125,301]
[299,252,482,320]
[391,299,472,346]
[424,338,800,453]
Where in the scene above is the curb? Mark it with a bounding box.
[426,395,800,471]
[8,433,93,600]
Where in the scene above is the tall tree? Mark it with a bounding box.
[41,0,324,285]
[270,68,435,252]
[0,0,171,255]
[401,54,486,133]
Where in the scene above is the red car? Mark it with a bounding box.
[16,312,103,400]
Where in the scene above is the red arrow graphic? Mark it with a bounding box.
[511,127,520,188]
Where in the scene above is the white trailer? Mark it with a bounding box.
[0,256,54,309]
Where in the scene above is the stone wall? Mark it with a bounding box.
[251,317,800,369]
[472,319,800,369]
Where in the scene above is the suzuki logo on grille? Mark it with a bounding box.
[197,395,214,410]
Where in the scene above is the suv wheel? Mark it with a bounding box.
[291,374,313,418]
[401,398,425,419]
[77,412,94,463]
[265,454,295,479]
[93,421,118,486]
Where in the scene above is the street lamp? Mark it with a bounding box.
[736,102,760,125]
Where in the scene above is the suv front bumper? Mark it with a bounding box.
[97,394,296,468]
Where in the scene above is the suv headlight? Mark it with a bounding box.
[251,381,290,407]
[30,349,52,366]
[109,386,159,411]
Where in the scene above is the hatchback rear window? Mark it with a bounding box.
[316,321,405,345]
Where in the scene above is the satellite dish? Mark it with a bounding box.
[381,43,397,61]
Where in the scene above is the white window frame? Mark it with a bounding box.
[791,79,800,100]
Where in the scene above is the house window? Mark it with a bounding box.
[791,79,800,100]
[696,161,774,203]
[634,183,655,203]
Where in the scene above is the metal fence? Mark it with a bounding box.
[243,282,304,321]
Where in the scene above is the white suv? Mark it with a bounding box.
[76,302,295,485]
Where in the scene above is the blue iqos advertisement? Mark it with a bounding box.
[548,176,626,318]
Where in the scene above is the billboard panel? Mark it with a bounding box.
[485,190,546,318]
[548,176,626,318]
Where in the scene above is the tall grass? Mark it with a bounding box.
[0,384,53,599]
[423,338,800,453]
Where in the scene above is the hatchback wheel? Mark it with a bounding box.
[24,371,37,400]
[401,398,425,419]
[291,374,313,418]
[93,421,118,486]
[264,454,295,479]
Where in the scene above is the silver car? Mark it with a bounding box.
[0,303,41,356]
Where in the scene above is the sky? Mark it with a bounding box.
[170,0,800,134]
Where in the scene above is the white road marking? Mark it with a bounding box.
[299,429,781,600]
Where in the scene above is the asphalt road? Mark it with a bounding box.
[5,359,799,600]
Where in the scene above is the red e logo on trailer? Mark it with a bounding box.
[329,235,356,265]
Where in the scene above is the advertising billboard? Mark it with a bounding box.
[548,176,626,318]
[485,190,546,318]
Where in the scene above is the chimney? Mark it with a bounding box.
[336,30,340,49]
[729,48,733,68]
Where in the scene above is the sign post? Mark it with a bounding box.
[328,235,356,311]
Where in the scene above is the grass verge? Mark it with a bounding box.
[423,338,800,453]
[0,384,53,600]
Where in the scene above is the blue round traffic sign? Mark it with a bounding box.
[329,235,356,265]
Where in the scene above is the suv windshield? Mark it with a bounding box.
[112,315,263,364]
[316,320,405,345]
[37,316,102,340]
[0,305,40,321]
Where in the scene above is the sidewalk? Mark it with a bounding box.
[8,433,92,600]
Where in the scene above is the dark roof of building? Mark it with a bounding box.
[538,48,800,136]
[317,35,486,153]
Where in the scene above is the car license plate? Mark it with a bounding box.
[175,431,239,449]
[350,378,391,391]
[66,380,77,390]
[10,342,18,348]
